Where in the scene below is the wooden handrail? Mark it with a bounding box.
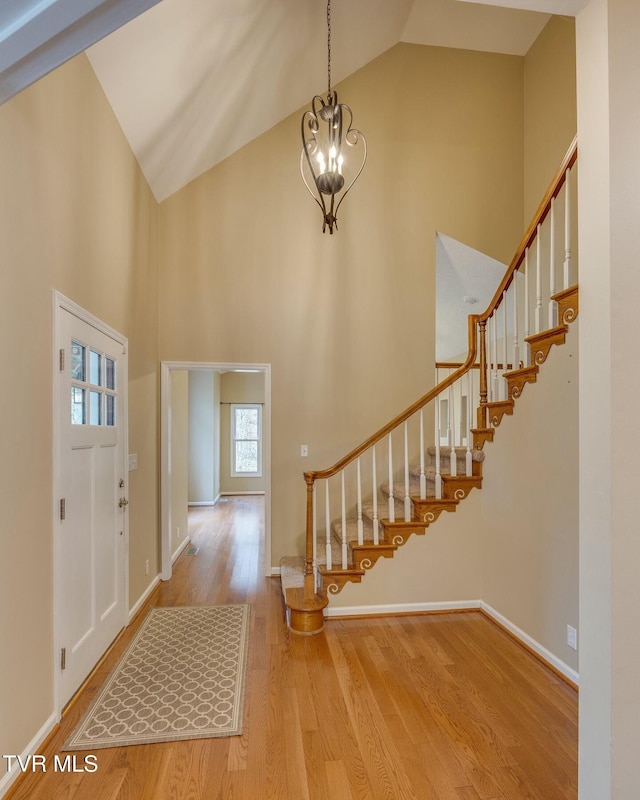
[304,314,480,483]
[436,361,480,370]
[479,135,577,322]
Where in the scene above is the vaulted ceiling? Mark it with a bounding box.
[1,0,586,200]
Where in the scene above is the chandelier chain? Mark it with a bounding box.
[327,0,332,97]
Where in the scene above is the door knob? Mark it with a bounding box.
[119,497,129,509]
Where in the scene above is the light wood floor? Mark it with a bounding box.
[9,496,578,800]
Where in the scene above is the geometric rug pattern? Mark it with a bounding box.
[64,605,250,750]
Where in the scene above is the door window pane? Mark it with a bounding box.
[90,391,102,425]
[71,387,86,425]
[90,350,102,387]
[105,358,116,390]
[71,343,85,382]
[105,394,116,426]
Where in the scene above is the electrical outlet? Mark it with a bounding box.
[567,624,578,651]
[145,559,150,576]
[300,445,309,457]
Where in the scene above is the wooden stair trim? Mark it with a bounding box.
[525,325,567,365]
[409,498,459,524]
[350,543,398,570]
[485,399,514,427]
[471,427,494,450]
[551,284,579,326]
[503,364,539,400]
[442,475,482,500]
[318,567,365,596]
[380,519,430,546]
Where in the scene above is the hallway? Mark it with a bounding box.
[8,496,577,800]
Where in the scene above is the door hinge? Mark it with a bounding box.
[60,498,66,521]
[59,348,65,371]
[60,648,66,671]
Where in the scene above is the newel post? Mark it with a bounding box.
[303,473,315,600]
[478,319,488,429]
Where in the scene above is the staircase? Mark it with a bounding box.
[281,137,579,634]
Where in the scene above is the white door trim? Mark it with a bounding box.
[160,361,272,581]
[52,291,129,718]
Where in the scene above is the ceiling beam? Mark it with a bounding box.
[0,0,163,105]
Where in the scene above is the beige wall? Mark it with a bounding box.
[220,372,266,493]
[524,16,577,224]
[188,371,220,504]
[171,371,189,555]
[158,42,525,566]
[0,54,159,777]
[481,324,578,672]
[577,0,640,795]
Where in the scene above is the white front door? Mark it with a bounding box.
[56,303,128,708]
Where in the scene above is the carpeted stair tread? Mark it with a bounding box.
[426,445,485,463]
[280,556,306,591]
[331,516,380,547]
[380,477,435,500]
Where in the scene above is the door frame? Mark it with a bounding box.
[52,291,129,718]
[160,361,272,581]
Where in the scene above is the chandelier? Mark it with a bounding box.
[300,0,367,234]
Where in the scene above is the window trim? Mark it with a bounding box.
[230,403,262,478]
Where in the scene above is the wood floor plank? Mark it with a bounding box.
[6,498,578,800]
[324,760,355,800]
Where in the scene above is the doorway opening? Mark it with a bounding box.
[160,361,271,581]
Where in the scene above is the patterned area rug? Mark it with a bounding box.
[64,604,250,750]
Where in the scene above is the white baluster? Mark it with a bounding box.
[535,223,542,334]
[435,392,442,500]
[549,197,557,327]
[564,168,572,289]
[524,247,530,367]
[403,421,411,521]
[313,482,318,590]
[372,446,379,546]
[388,433,395,523]
[341,471,347,569]
[502,289,508,399]
[325,480,332,571]
[486,320,493,402]
[492,313,499,402]
[419,408,426,500]
[449,374,457,477]
[356,457,363,546]
[513,274,520,369]
[466,371,472,476]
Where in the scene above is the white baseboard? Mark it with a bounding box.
[270,566,281,577]
[324,599,579,686]
[188,499,218,507]
[324,600,481,618]
[172,536,191,564]
[220,491,266,496]
[480,602,579,686]
[128,574,161,622]
[0,712,57,798]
